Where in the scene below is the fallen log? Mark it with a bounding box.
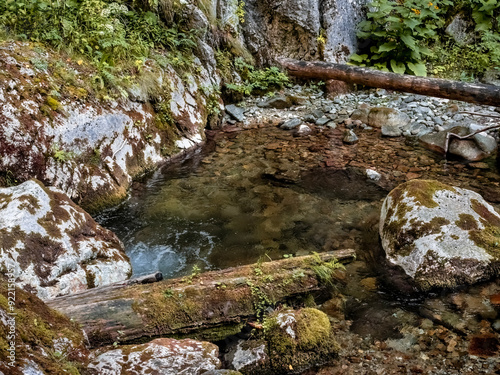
[47,249,355,347]
[279,58,500,107]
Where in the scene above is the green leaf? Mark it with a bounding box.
[349,54,368,63]
[401,34,417,51]
[390,60,406,74]
[378,42,397,52]
[407,62,427,77]
[404,18,420,30]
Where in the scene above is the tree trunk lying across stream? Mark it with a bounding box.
[47,249,355,347]
[279,58,500,107]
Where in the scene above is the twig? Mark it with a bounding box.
[444,124,500,155]
[459,111,500,119]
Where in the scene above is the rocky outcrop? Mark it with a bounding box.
[380,180,500,290]
[0,179,131,300]
[241,0,369,64]
[0,41,219,212]
[87,338,221,375]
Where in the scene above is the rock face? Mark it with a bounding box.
[0,41,218,212]
[380,180,500,290]
[242,0,369,64]
[87,338,221,375]
[0,179,131,300]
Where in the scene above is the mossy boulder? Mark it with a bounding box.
[262,308,339,374]
[380,179,500,291]
[87,338,221,374]
[0,179,131,300]
[0,276,88,375]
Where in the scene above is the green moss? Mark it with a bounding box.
[263,308,339,373]
[46,96,61,111]
[0,277,87,375]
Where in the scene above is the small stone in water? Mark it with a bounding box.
[280,118,302,130]
[343,130,358,144]
[366,169,381,181]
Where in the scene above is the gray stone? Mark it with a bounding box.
[366,169,381,181]
[367,107,410,129]
[343,129,359,144]
[474,132,497,154]
[303,114,317,123]
[446,14,474,46]
[88,338,221,375]
[312,109,325,119]
[280,118,303,130]
[350,108,369,124]
[294,124,313,136]
[257,95,293,109]
[225,104,246,122]
[380,180,500,290]
[0,179,131,300]
[381,124,402,137]
[315,116,330,126]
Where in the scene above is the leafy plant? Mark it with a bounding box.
[51,144,74,163]
[351,0,453,76]
[308,252,345,286]
[225,58,290,96]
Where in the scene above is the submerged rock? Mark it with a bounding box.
[343,129,359,144]
[88,338,220,375]
[0,179,131,300]
[380,179,500,290]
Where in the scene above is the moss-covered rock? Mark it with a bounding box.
[380,179,500,291]
[87,338,221,375]
[0,276,88,375]
[262,308,339,374]
[0,179,131,300]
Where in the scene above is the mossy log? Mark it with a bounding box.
[279,58,500,107]
[47,249,355,347]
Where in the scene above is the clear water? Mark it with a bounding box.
[96,127,386,278]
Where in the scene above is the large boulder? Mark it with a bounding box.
[0,179,131,300]
[87,338,221,375]
[0,41,217,212]
[380,180,500,290]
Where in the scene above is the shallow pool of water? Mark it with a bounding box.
[96,127,387,278]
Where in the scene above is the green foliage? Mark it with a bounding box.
[51,144,74,163]
[309,252,345,286]
[351,0,453,76]
[0,0,198,94]
[225,57,290,96]
[353,0,500,78]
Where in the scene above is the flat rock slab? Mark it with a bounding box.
[380,179,500,290]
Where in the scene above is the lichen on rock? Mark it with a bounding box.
[380,179,500,290]
[87,338,221,375]
[0,179,131,300]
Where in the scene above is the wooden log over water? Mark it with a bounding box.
[47,249,355,347]
[279,58,500,107]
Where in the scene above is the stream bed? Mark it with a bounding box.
[97,121,500,373]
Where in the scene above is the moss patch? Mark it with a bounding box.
[263,308,339,373]
[0,276,88,374]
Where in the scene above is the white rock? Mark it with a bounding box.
[0,179,131,299]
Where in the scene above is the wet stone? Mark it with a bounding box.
[280,118,302,130]
[343,130,359,144]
